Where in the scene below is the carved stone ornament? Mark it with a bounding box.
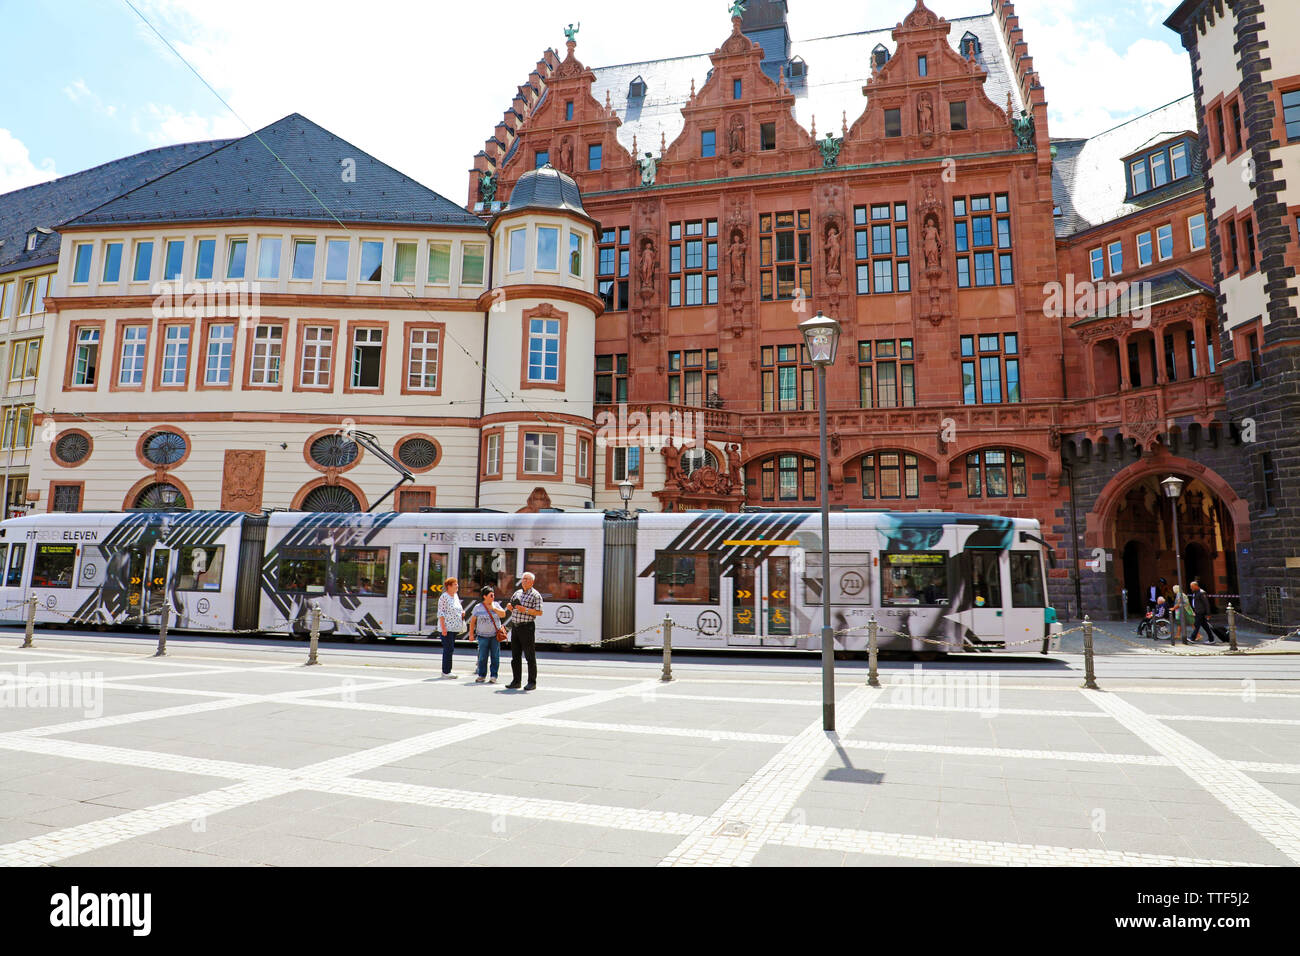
[222,449,265,512]
[917,91,935,147]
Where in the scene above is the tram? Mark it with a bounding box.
[0,508,1054,653]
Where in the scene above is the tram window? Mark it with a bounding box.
[32,544,77,589]
[7,544,25,587]
[654,551,719,604]
[968,551,1002,608]
[0,544,7,582]
[459,548,518,597]
[337,548,389,597]
[524,549,584,602]
[1010,550,1045,607]
[176,546,225,591]
[278,548,329,593]
[880,552,948,606]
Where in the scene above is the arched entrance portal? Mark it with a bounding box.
[1122,540,1148,615]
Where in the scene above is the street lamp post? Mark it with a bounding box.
[1161,475,1185,590]
[799,311,841,732]
[618,478,635,515]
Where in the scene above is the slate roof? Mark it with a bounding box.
[0,138,230,277]
[589,12,1026,157]
[1075,268,1214,325]
[67,113,483,231]
[1051,95,1201,239]
[504,164,588,216]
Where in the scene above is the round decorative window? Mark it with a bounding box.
[309,434,359,469]
[396,437,438,470]
[301,485,361,513]
[133,482,188,510]
[55,432,91,466]
[141,430,188,466]
[681,449,719,476]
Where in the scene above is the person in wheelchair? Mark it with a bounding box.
[1136,595,1171,639]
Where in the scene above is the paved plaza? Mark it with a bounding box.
[0,630,1298,867]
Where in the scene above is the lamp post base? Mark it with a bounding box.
[821,625,835,731]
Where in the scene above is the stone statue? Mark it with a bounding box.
[922,216,942,271]
[728,0,747,17]
[662,443,681,477]
[727,443,742,480]
[638,238,657,288]
[918,94,933,136]
[1012,109,1036,150]
[727,230,747,284]
[818,133,842,168]
[728,114,746,154]
[563,22,580,43]
[559,137,573,173]
[638,151,658,187]
[824,223,842,276]
[478,170,497,204]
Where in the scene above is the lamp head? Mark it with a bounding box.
[798,311,841,366]
[1161,475,1185,499]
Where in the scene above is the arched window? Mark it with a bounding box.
[308,433,359,469]
[872,44,891,71]
[965,449,1029,498]
[758,454,818,502]
[860,452,920,500]
[133,482,188,510]
[681,448,719,476]
[301,485,361,513]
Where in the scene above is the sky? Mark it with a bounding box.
[1,0,1194,200]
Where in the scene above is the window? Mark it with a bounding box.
[565,100,574,120]
[759,210,812,301]
[250,325,283,385]
[226,238,247,279]
[359,240,383,282]
[325,239,349,281]
[508,227,526,273]
[667,349,718,406]
[393,241,416,283]
[961,333,1021,404]
[611,446,640,482]
[336,548,388,597]
[1157,223,1174,261]
[1129,138,1194,196]
[1108,240,1123,276]
[526,317,561,384]
[1150,150,1169,188]
[1224,219,1240,274]
[1212,105,1226,157]
[535,150,549,168]
[406,327,440,391]
[968,551,1003,607]
[1189,213,1206,251]
[51,484,82,513]
[427,241,451,284]
[1130,158,1149,195]
[596,226,631,312]
[667,218,719,306]
[72,243,92,284]
[525,549,585,602]
[760,122,776,150]
[160,325,191,386]
[884,108,901,137]
[595,353,628,404]
[291,239,316,280]
[484,432,501,476]
[18,275,43,315]
[1170,142,1188,179]
[734,79,742,100]
[351,328,383,389]
[118,327,147,386]
[588,143,602,171]
[872,45,889,70]
[32,544,76,589]
[257,236,282,280]
[537,227,559,272]
[1247,332,1263,385]
[569,232,583,277]
[1242,218,1257,273]
[1283,89,1300,142]
[459,547,518,597]
[102,242,122,282]
[629,77,647,98]
[953,195,1011,287]
[163,239,184,280]
[196,239,215,280]
[1089,247,1104,281]
[949,101,967,131]
[1010,551,1045,607]
[299,326,333,387]
[1,406,32,450]
[966,449,1028,497]
[132,241,153,282]
[5,544,24,586]
[1137,231,1153,267]
[702,129,716,158]
[522,431,558,474]
[853,202,910,294]
[462,243,486,285]
[0,282,8,319]
[881,552,948,606]
[177,546,225,591]
[278,548,329,594]
[205,323,234,386]
[760,344,813,411]
[654,551,719,605]
[857,339,915,408]
[72,328,99,386]
[860,452,920,500]
[1229,101,1243,154]
[758,454,818,502]
[917,54,927,76]
[577,437,590,480]
[1258,452,1280,511]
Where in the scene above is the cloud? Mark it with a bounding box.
[134,104,245,146]
[0,129,57,193]
[64,79,118,118]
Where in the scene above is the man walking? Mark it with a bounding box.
[1184,580,1216,644]
[505,571,543,690]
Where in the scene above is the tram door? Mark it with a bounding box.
[728,554,794,646]
[959,549,1007,645]
[145,549,171,618]
[394,547,449,636]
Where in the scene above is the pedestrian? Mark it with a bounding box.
[470,586,507,683]
[1184,580,1219,644]
[436,577,465,678]
[1170,584,1189,642]
[504,571,543,691]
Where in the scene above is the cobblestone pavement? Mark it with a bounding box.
[0,632,1297,867]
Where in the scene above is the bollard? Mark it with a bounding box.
[306,604,321,666]
[867,616,880,688]
[1121,589,1128,624]
[154,603,170,657]
[1081,615,1099,690]
[1227,603,1239,653]
[21,595,36,648]
[660,614,673,682]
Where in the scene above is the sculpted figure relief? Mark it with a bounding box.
[824,223,842,276]
[922,216,942,271]
[918,94,933,136]
[728,114,746,154]
[638,237,657,288]
[727,229,747,284]
[559,137,573,173]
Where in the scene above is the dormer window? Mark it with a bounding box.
[788,56,806,78]
[960,32,981,58]
[872,45,890,71]
[629,76,646,98]
[1125,136,1194,199]
[26,232,38,252]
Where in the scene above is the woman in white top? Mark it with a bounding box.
[436,577,466,678]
